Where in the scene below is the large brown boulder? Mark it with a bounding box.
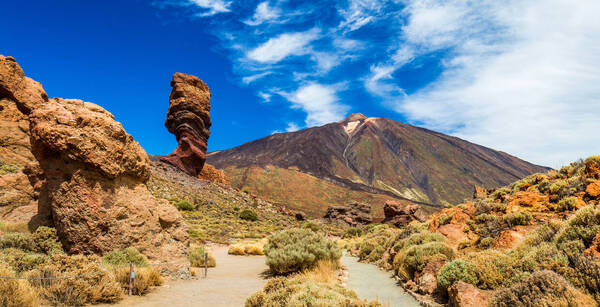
[0,55,48,221]
[29,98,189,276]
[381,200,426,227]
[161,73,211,177]
[448,281,489,307]
[323,202,372,226]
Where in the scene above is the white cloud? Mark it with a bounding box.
[338,0,384,32]
[188,0,232,16]
[369,0,600,167]
[285,122,300,132]
[244,1,281,26]
[246,28,320,63]
[257,91,272,103]
[280,83,349,126]
[242,71,272,84]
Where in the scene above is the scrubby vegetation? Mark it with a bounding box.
[228,239,266,256]
[343,156,600,305]
[190,246,216,267]
[264,228,341,274]
[246,261,380,307]
[0,225,166,305]
[239,209,259,221]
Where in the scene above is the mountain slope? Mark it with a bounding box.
[208,114,549,215]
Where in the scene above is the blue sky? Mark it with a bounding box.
[2,0,599,168]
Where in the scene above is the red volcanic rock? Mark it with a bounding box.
[448,281,489,307]
[161,73,211,177]
[382,200,426,227]
[323,202,372,226]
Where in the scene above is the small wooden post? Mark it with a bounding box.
[129,263,134,296]
[204,253,208,278]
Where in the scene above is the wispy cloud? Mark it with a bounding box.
[246,28,320,63]
[244,1,281,26]
[242,71,272,84]
[279,83,349,126]
[187,0,232,16]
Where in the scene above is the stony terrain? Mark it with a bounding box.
[208,113,549,216]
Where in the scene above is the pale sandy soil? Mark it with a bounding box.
[102,245,268,307]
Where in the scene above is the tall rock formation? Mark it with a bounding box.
[29,98,189,275]
[161,73,211,177]
[0,55,48,222]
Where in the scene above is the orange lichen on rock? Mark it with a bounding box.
[584,157,600,179]
[493,225,532,250]
[507,191,549,212]
[584,233,600,261]
[198,163,230,185]
[586,180,600,198]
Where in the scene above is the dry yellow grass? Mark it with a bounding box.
[112,266,162,295]
[229,239,266,256]
[0,263,39,307]
[0,221,29,233]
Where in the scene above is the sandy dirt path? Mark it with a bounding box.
[103,245,268,307]
[341,254,420,306]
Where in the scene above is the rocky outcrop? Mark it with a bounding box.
[381,200,426,227]
[323,202,372,226]
[0,55,48,221]
[29,98,189,276]
[448,281,489,307]
[161,73,211,177]
[199,163,229,185]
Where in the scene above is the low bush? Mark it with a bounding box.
[263,228,341,274]
[228,245,246,255]
[177,200,195,211]
[555,196,578,212]
[26,254,123,305]
[245,261,380,307]
[0,248,46,272]
[475,213,497,224]
[491,270,596,307]
[240,209,259,221]
[112,266,162,295]
[0,262,39,307]
[514,242,568,272]
[437,260,478,294]
[302,221,322,232]
[343,227,363,238]
[478,237,495,248]
[555,205,600,247]
[0,226,63,254]
[464,250,512,289]
[504,211,532,226]
[189,246,216,267]
[103,247,149,267]
[394,241,454,280]
[0,221,28,233]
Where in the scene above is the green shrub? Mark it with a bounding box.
[188,229,202,238]
[0,249,46,273]
[395,241,454,280]
[504,211,532,226]
[177,200,195,211]
[30,227,63,254]
[343,227,363,238]
[491,270,595,307]
[514,242,568,272]
[464,251,512,289]
[0,161,20,175]
[240,209,259,221]
[555,205,600,247]
[0,233,33,251]
[439,214,453,225]
[189,247,216,267]
[241,187,251,194]
[475,213,497,224]
[479,237,495,248]
[392,231,445,252]
[556,196,578,211]
[302,221,322,232]
[437,260,478,294]
[103,247,149,267]
[264,228,341,274]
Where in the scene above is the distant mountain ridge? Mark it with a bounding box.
[208,113,550,215]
